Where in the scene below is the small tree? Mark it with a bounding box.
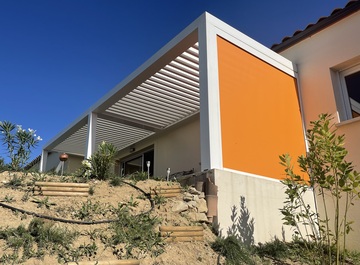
[280,113,360,265]
[0,121,42,170]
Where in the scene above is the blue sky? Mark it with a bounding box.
[0,0,349,164]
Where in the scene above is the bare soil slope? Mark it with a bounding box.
[0,171,222,265]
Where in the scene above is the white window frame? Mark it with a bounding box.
[338,63,360,121]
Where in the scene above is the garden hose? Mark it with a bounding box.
[0,180,155,225]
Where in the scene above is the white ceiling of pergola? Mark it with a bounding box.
[46,42,200,156]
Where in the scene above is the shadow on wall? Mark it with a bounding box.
[226,196,255,247]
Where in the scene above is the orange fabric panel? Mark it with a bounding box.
[217,37,306,180]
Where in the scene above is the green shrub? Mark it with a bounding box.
[280,113,360,264]
[110,174,123,186]
[107,204,164,259]
[79,141,118,180]
[5,173,25,189]
[0,121,42,170]
[211,236,255,265]
[0,218,78,263]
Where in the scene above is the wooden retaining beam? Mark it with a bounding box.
[150,184,181,198]
[160,226,204,242]
[67,259,140,265]
[34,182,89,197]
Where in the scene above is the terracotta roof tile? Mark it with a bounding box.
[271,0,360,52]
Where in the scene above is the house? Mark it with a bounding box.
[271,0,360,250]
[39,1,360,248]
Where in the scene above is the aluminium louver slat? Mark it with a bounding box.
[163,65,199,83]
[151,73,199,92]
[108,97,190,117]
[106,109,169,127]
[174,56,199,71]
[113,101,184,120]
[138,82,199,103]
[168,61,199,78]
[158,68,199,88]
[106,104,179,123]
[136,84,199,107]
[125,91,197,113]
[110,109,172,127]
[116,98,188,117]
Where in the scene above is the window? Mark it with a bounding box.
[120,149,154,176]
[339,64,360,120]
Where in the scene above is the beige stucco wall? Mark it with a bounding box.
[278,11,360,250]
[278,11,360,159]
[212,169,316,244]
[116,115,201,178]
[279,12,360,125]
[43,152,83,174]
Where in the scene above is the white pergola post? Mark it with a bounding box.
[85,112,97,159]
[198,14,223,171]
[39,150,48,172]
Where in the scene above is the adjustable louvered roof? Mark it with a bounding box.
[43,27,200,156]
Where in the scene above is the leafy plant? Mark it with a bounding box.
[31,197,56,209]
[30,171,48,183]
[2,194,14,203]
[73,200,107,220]
[109,174,123,186]
[79,141,118,180]
[153,194,166,206]
[127,195,139,208]
[0,121,42,170]
[280,113,360,265]
[89,185,95,195]
[211,236,255,265]
[0,218,78,263]
[5,173,25,189]
[129,171,148,182]
[108,203,164,259]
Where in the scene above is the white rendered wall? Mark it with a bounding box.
[213,169,316,244]
[154,117,201,177]
[115,116,201,178]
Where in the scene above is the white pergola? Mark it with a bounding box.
[40,12,293,172]
[40,17,203,172]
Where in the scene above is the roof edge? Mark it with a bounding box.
[272,0,360,53]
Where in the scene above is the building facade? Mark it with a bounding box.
[39,2,360,248]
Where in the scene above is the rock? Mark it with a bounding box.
[188,212,209,223]
[197,198,208,213]
[199,192,205,199]
[172,201,189,213]
[183,195,193,202]
[186,200,197,209]
[188,187,201,195]
[183,192,192,197]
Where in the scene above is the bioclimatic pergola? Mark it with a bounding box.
[40,12,295,173]
[40,20,202,172]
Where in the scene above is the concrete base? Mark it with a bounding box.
[210,168,316,244]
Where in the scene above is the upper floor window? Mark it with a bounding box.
[339,64,360,120]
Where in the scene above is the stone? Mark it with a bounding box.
[186,200,197,209]
[172,201,188,213]
[187,212,209,223]
[188,187,201,195]
[197,198,208,213]
[183,192,192,197]
[183,195,193,202]
[196,212,209,222]
[199,192,205,199]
